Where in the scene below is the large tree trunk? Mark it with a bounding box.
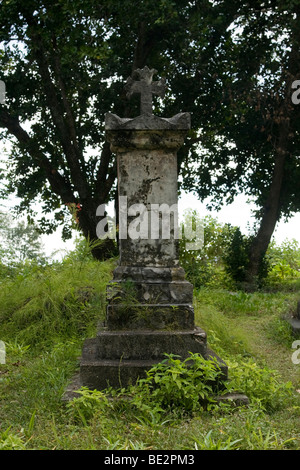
[246,107,291,289]
[246,149,287,286]
[78,199,117,261]
[245,8,300,289]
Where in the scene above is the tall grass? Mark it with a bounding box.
[0,238,300,450]
[0,250,114,350]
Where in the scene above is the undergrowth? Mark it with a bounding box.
[0,239,300,450]
[0,254,114,350]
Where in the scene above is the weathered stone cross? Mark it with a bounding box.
[75,66,229,393]
[125,66,166,115]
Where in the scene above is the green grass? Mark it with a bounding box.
[0,253,300,450]
[0,254,114,348]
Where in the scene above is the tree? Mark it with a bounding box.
[182,1,300,288]
[0,0,245,259]
[179,212,237,287]
[0,211,45,264]
[1,0,299,286]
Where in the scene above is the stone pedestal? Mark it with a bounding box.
[284,300,300,336]
[77,67,227,390]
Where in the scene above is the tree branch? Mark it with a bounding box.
[95,141,117,202]
[51,33,86,170]
[24,15,89,200]
[0,108,75,203]
[35,45,90,197]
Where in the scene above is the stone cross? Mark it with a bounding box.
[125,66,166,115]
[77,67,228,391]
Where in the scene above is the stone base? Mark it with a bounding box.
[106,304,195,330]
[284,300,300,336]
[106,266,195,329]
[66,349,228,394]
[77,327,228,390]
[86,327,207,360]
[284,315,300,336]
[73,263,228,392]
[63,373,248,410]
[74,264,229,391]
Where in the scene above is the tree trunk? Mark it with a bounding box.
[78,199,117,261]
[246,112,290,289]
[245,7,300,289]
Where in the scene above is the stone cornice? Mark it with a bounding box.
[105,112,191,131]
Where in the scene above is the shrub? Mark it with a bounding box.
[265,239,300,288]
[132,353,225,414]
[179,213,236,288]
[66,387,111,424]
[223,228,269,288]
[0,428,26,450]
[226,357,294,412]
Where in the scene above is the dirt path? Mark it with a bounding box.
[238,316,300,387]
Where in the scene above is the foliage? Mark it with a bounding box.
[222,227,270,289]
[0,211,46,268]
[62,350,296,431]
[0,245,114,349]
[0,428,26,450]
[0,239,299,450]
[226,357,294,413]
[179,212,236,288]
[131,353,225,414]
[1,0,299,270]
[179,213,267,289]
[180,213,300,290]
[265,238,300,286]
[222,227,251,286]
[192,430,242,450]
[187,1,300,213]
[66,387,111,424]
[181,1,300,282]
[0,0,248,250]
[69,235,118,263]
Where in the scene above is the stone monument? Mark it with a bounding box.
[78,66,228,390]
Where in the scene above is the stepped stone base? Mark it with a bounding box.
[73,264,229,391]
[78,327,227,390]
[105,266,195,330]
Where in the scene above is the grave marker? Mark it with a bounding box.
[77,67,228,390]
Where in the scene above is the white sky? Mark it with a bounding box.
[178,191,300,246]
